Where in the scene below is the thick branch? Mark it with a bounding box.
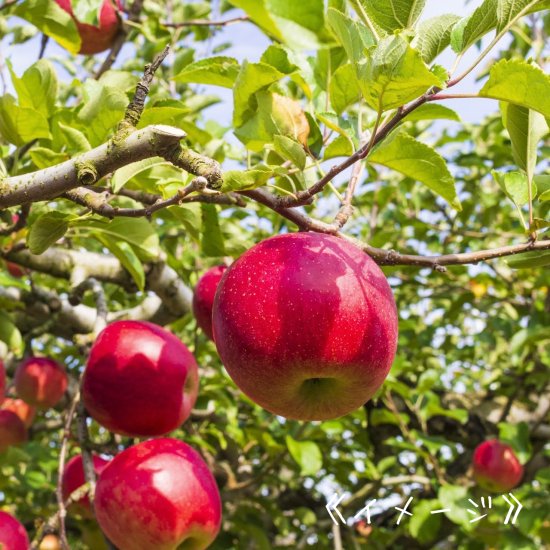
[0,125,185,208]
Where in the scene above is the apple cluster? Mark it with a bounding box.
[1,233,527,547]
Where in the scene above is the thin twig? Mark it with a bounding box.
[0,203,30,236]
[56,392,80,550]
[162,15,249,27]
[65,177,210,218]
[120,44,170,129]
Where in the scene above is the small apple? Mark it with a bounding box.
[193,265,227,340]
[6,261,25,278]
[55,0,123,55]
[0,410,27,452]
[2,398,36,428]
[472,439,524,492]
[39,534,62,550]
[0,510,30,550]
[62,454,110,516]
[82,320,199,436]
[14,357,68,409]
[95,438,221,550]
[212,232,398,421]
[0,359,5,406]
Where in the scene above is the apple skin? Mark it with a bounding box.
[193,265,227,340]
[212,232,398,421]
[0,410,27,453]
[55,0,122,55]
[472,439,524,492]
[0,511,30,550]
[0,359,5,406]
[6,261,25,278]
[82,320,199,436]
[95,438,222,550]
[62,454,110,516]
[2,398,36,428]
[14,357,68,409]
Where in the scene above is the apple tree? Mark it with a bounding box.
[0,0,549,548]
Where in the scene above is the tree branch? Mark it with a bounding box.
[162,15,250,28]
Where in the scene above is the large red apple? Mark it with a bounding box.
[193,265,227,340]
[0,511,29,550]
[472,439,524,492]
[82,320,199,436]
[0,360,5,406]
[95,438,221,550]
[62,454,110,516]
[2,398,36,428]
[212,232,398,421]
[14,357,68,409]
[0,410,27,453]
[55,0,122,55]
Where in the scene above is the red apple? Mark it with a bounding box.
[472,439,524,492]
[55,0,122,55]
[193,265,227,340]
[0,511,29,550]
[6,261,25,278]
[2,398,36,428]
[14,357,68,409]
[62,454,110,516]
[0,410,27,453]
[82,320,199,436]
[0,360,5,406]
[212,232,398,421]
[95,438,221,550]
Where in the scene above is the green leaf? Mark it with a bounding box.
[0,312,24,355]
[509,326,550,352]
[498,421,531,463]
[111,158,169,193]
[29,147,68,169]
[358,0,426,33]
[324,134,354,160]
[233,62,284,127]
[273,135,307,170]
[72,0,103,26]
[451,0,547,54]
[285,435,322,476]
[327,8,374,64]
[98,235,145,291]
[357,34,443,112]
[58,122,92,153]
[480,59,550,119]
[451,0,498,53]
[8,59,58,117]
[408,500,441,544]
[221,166,278,192]
[492,170,536,207]
[506,250,550,269]
[231,0,326,49]
[329,63,362,114]
[404,103,460,123]
[15,0,81,54]
[27,212,71,254]
[78,80,128,146]
[438,485,473,529]
[75,218,160,260]
[413,14,461,62]
[201,204,226,257]
[502,104,548,180]
[168,204,201,242]
[536,175,550,201]
[173,57,240,88]
[369,132,461,209]
[0,95,51,146]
